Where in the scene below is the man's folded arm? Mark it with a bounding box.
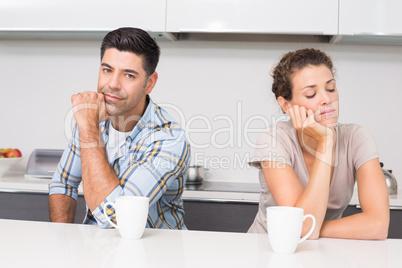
[90,138,190,228]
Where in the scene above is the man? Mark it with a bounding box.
[49,27,190,229]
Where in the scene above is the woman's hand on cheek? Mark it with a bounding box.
[288,105,308,131]
[288,105,332,143]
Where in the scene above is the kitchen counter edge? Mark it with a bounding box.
[1,173,401,207]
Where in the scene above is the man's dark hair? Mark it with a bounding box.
[100,27,160,78]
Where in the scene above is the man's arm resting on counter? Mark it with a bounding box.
[49,194,77,223]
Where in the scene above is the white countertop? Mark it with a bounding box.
[0,218,401,268]
[1,172,402,208]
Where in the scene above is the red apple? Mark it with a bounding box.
[5,149,22,158]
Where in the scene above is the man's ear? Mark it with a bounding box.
[144,72,158,95]
[277,96,290,114]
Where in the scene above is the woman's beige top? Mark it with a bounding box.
[248,120,379,234]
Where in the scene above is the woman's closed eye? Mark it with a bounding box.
[306,93,316,99]
[306,88,335,99]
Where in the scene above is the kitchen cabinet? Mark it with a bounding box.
[166,0,338,35]
[0,191,259,232]
[343,205,402,239]
[338,0,402,35]
[0,192,87,224]
[0,0,173,40]
[333,0,402,45]
[183,200,258,233]
[184,202,402,236]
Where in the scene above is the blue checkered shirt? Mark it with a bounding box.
[49,97,190,229]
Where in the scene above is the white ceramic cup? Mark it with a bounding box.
[103,196,149,240]
[266,206,316,254]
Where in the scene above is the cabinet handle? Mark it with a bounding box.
[354,32,402,36]
[177,28,324,35]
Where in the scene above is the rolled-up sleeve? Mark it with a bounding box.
[49,125,82,200]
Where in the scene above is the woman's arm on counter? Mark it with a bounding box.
[320,158,390,240]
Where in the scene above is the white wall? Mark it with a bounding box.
[1,39,402,185]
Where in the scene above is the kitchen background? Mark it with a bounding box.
[1,0,402,186]
[2,39,402,185]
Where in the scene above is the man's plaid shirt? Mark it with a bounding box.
[49,97,190,229]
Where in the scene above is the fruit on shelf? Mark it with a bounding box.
[0,149,23,178]
[0,148,12,154]
[1,148,22,158]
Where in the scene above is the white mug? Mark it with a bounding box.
[266,206,316,254]
[103,196,149,240]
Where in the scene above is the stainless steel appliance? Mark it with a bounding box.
[380,162,398,195]
[25,149,63,179]
[186,165,204,185]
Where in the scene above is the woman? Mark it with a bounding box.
[248,48,389,240]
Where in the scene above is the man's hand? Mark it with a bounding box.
[71,91,108,131]
[71,92,109,148]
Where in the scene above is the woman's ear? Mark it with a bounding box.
[277,97,290,114]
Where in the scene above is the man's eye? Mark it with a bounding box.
[306,93,316,99]
[126,74,135,79]
[103,68,111,73]
[327,89,335,92]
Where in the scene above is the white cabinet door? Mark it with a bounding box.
[166,0,338,35]
[339,0,402,35]
[0,0,166,32]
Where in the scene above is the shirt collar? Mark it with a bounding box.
[128,95,155,141]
